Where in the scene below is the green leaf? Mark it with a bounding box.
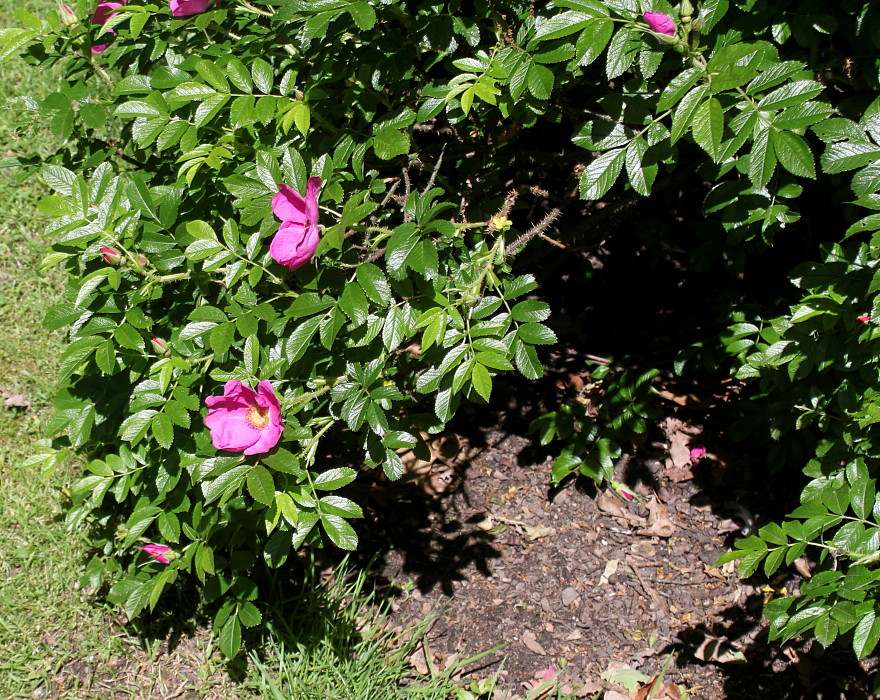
[757,80,824,111]
[671,85,709,144]
[223,57,253,92]
[527,63,554,99]
[385,223,419,275]
[209,322,235,355]
[285,316,322,364]
[250,58,274,94]
[151,412,174,449]
[605,26,640,80]
[120,410,157,444]
[373,127,410,160]
[579,148,626,200]
[514,340,542,379]
[114,101,162,118]
[347,1,376,30]
[320,514,358,550]
[219,615,242,658]
[247,466,275,506]
[748,127,777,188]
[854,611,880,658]
[535,11,596,41]
[339,283,370,326]
[820,141,880,174]
[772,130,816,178]
[691,98,724,161]
[237,602,262,628]
[657,68,703,111]
[518,323,557,345]
[575,17,613,66]
[355,263,391,305]
[471,362,492,401]
[699,0,729,32]
[312,467,357,490]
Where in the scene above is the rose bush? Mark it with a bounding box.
[3,0,880,663]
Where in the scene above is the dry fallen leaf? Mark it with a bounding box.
[795,556,813,579]
[693,633,745,664]
[521,630,547,655]
[667,430,691,469]
[524,524,556,541]
[3,393,30,411]
[638,498,675,538]
[596,492,627,518]
[632,677,682,700]
[599,559,620,585]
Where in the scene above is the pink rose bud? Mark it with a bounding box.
[643,11,676,36]
[140,543,172,564]
[137,254,148,266]
[150,337,170,356]
[59,3,78,27]
[100,247,122,264]
[857,315,870,323]
[690,445,707,462]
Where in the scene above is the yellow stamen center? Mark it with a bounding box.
[245,404,270,430]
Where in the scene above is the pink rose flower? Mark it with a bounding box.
[170,0,216,17]
[643,11,676,36]
[90,1,125,54]
[140,543,171,564]
[205,380,283,455]
[60,4,78,28]
[270,177,322,271]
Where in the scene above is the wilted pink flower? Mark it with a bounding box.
[542,664,557,682]
[205,380,283,455]
[690,445,707,462]
[270,177,322,271]
[140,543,171,564]
[100,247,121,264]
[90,1,125,54]
[643,11,676,36]
[170,0,215,17]
[857,315,870,323]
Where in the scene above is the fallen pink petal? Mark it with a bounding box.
[205,380,283,455]
[690,445,707,462]
[270,177,322,270]
[140,543,171,564]
[90,1,126,54]
[542,664,556,682]
[170,0,217,17]
[643,11,676,36]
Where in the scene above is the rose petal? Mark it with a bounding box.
[272,184,308,224]
[643,11,676,36]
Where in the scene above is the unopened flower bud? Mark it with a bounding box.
[137,254,149,266]
[643,11,676,36]
[679,0,694,19]
[491,215,512,232]
[58,3,78,27]
[857,315,870,323]
[100,247,122,265]
[150,337,171,356]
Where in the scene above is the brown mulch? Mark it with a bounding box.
[357,411,875,700]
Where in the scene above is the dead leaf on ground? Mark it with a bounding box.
[599,559,620,585]
[667,430,691,469]
[596,492,627,518]
[638,498,675,538]
[2,393,30,411]
[524,524,557,541]
[632,676,682,700]
[521,630,547,655]
[795,557,812,578]
[693,633,745,664]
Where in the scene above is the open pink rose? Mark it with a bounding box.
[643,11,676,36]
[140,543,171,564]
[270,177,322,271]
[90,1,125,54]
[205,380,283,455]
[170,0,216,17]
